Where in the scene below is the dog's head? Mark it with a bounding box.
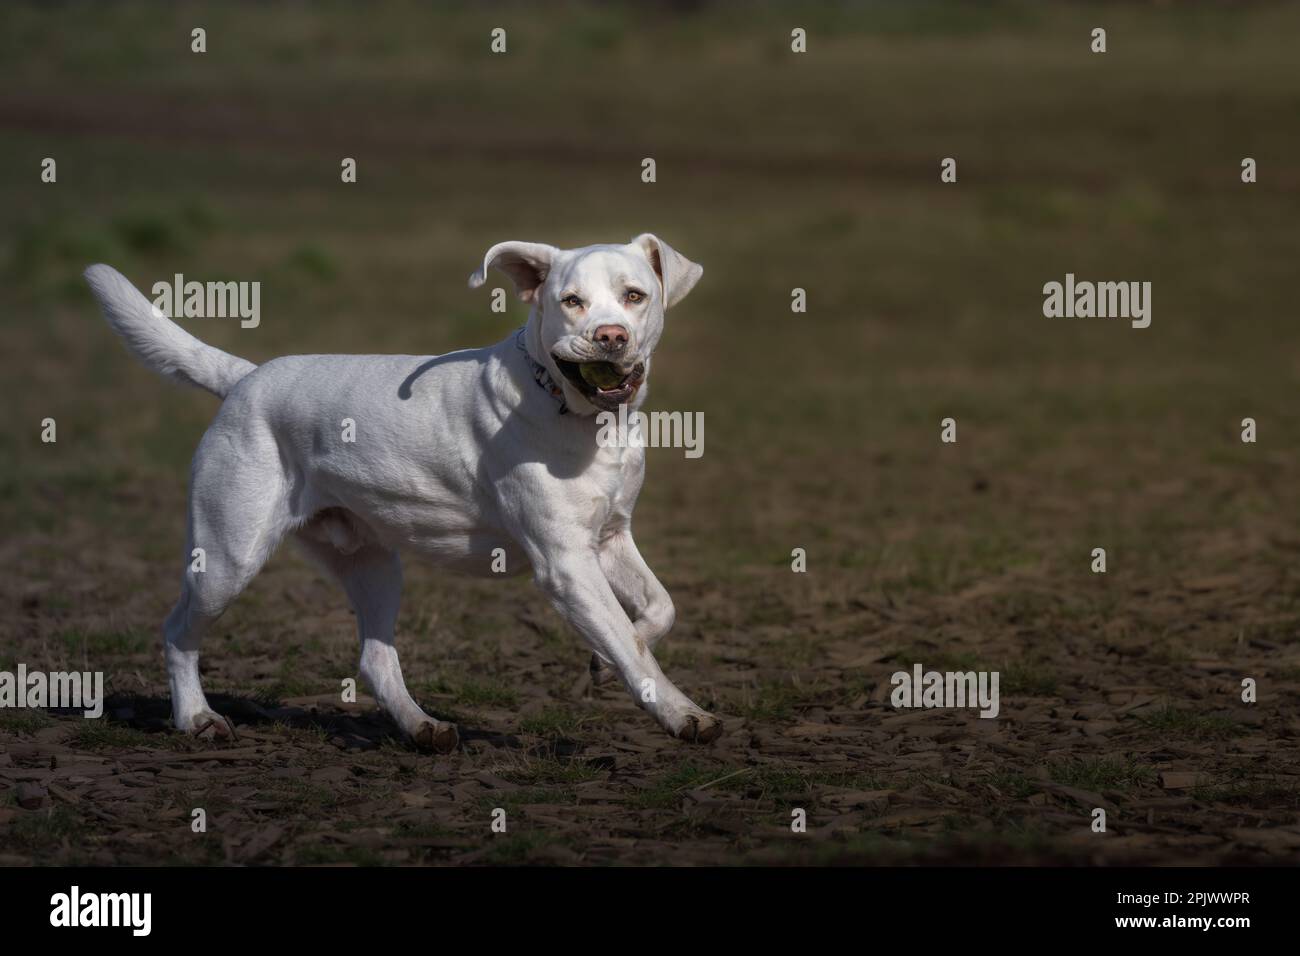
[469,234,702,414]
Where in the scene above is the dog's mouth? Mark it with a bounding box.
[553,356,646,410]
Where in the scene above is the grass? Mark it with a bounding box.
[498,755,604,787]
[1134,707,1245,742]
[479,832,565,865]
[1000,662,1060,697]
[473,787,579,817]
[986,772,1039,800]
[259,677,330,701]
[417,676,520,710]
[1048,757,1153,792]
[67,721,183,751]
[726,677,825,722]
[6,805,88,852]
[262,778,340,812]
[283,243,339,281]
[517,706,606,739]
[723,766,887,804]
[632,762,724,809]
[55,627,150,656]
[266,719,333,745]
[0,710,55,734]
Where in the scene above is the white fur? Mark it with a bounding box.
[85,265,256,397]
[84,235,718,750]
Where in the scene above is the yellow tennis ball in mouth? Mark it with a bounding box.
[579,362,626,390]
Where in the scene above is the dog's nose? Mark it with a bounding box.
[593,325,629,351]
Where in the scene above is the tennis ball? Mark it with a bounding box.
[579,362,626,390]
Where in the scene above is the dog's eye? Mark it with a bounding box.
[625,290,646,304]
[561,294,583,308]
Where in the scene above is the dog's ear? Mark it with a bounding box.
[468,241,560,303]
[632,234,703,309]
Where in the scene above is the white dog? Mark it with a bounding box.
[84,234,720,752]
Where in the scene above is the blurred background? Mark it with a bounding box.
[2,1,1299,865]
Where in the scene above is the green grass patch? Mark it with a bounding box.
[6,805,88,852]
[722,765,885,804]
[68,721,179,751]
[0,710,55,734]
[632,762,722,810]
[726,677,824,722]
[479,832,562,865]
[1000,662,1060,697]
[261,778,339,811]
[500,755,603,787]
[1048,757,1153,792]
[56,627,150,657]
[986,771,1039,800]
[417,676,519,710]
[283,243,339,281]
[517,706,605,739]
[473,787,577,816]
[1134,707,1244,741]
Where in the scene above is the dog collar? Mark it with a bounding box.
[516,327,569,415]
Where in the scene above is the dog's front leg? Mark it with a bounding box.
[590,530,674,685]
[531,547,719,743]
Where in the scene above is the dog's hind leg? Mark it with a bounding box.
[165,430,292,739]
[293,532,458,754]
[164,588,240,740]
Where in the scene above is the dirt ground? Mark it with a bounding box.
[3,551,1299,866]
[3,2,1300,865]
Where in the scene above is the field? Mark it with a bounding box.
[2,0,1300,865]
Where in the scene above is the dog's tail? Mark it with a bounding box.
[84,264,258,399]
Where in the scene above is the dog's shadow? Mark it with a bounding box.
[92,691,521,754]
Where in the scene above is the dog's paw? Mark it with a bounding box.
[589,653,618,687]
[412,720,459,754]
[674,712,723,745]
[188,711,238,742]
